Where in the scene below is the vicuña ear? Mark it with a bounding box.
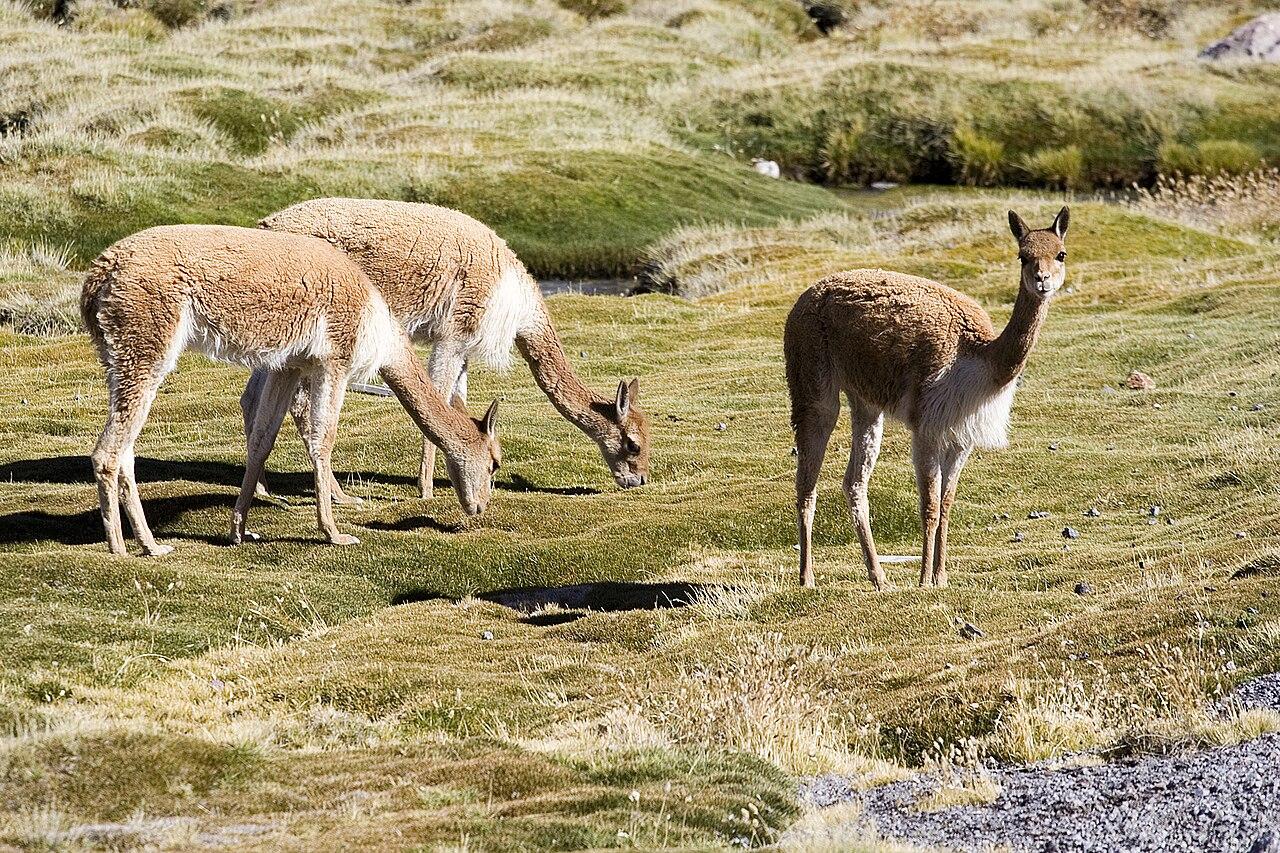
[481,399,499,434]
[1051,205,1070,239]
[626,378,640,406]
[1008,210,1031,242]
[615,379,631,420]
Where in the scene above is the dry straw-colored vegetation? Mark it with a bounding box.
[1,0,1280,849]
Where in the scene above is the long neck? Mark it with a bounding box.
[378,347,477,455]
[515,311,610,440]
[983,284,1050,388]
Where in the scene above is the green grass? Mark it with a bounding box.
[3,196,1280,848]
[3,0,1280,848]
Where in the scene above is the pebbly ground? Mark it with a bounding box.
[792,674,1280,853]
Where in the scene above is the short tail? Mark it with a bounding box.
[79,256,113,364]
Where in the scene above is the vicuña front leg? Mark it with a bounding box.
[419,346,469,499]
[232,370,300,545]
[843,403,886,590]
[305,369,360,546]
[932,446,972,588]
[912,435,943,588]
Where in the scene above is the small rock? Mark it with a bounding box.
[1200,13,1280,62]
[1126,370,1156,391]
[1237,618,1250,629]
[1028,510,1050,520]
[792,544,801,551]
[959,621,984,639]
[579,350,588,358]
[789,446,797,456]
[1148,505,1162,517]
[481,630,494,641]
[1229,391,1239,398]
[1236,531,1249,539]
[1011,531,1024,543]
[1074,581,1094,596]
[1084,507,1101,517]
[1062,527,1080,540]
[715,422,727,431]
[1247,607,1260,615]
[1252,403,1266,412]
[1204,585,1218,592]
[1147,518,1159,526]
[1048,442,1060,451]
[752,159,781,179]
[1153,403,1162,410]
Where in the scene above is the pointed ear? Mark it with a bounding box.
[615,379,631,421]
[626,378,640,406]
[1008,210,1031,242]
[481,399,499,434]
[1051,205,1070,239]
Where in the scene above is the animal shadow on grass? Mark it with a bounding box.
[0,455,417,497]
[0,493,230,546]
[393,581,724,626]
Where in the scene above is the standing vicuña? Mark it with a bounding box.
[784,207,1069,589]
[81,225,501,556]
[245,198,649,503]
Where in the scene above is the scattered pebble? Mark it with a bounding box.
[1062,527,1080,540]
[1048,443,1060,451]
[959,621,984,639]
[1074,581,1094,596]
[1147,518,1159,526]
[1028,510,1050,520]
[715,422,727,431]
[1252,403,1266,412]
[1228,391,1239,398]
[579,351,588,358]
[1010,531,1024,543]
[481,630,494,641]
[1153,403,1162,410]
[1126,370,1156,391]
[1237,531,1249,539]
[790,446,797,456]
[1084,507,1101,517]
[1148,506,1162,517]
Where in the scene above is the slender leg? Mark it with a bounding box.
[932,445,973,588]
[119,444,172,557]
[93,370,165,556]
[290,377,361,506]
[241,370,274,499]
[303,368,359,545]
[912,433,943,588]
[231,370,300,544]
[419,345,468,499]
[794,397,840,589]
[843,399,886,590]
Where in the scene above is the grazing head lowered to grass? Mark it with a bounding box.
[81,225,501,555]
[784,206,1069,589]
[249,198,650,499]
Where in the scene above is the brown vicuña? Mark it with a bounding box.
[784,207,1069,589]
[245,198,650,503]
[81,225,501,556]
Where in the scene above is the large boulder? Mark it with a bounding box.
[1200,13,1280,62]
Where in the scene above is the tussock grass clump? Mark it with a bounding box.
[1130,168,1280,242]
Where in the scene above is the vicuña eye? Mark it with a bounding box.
[1057,252,1067,262]
[626,439,641,454]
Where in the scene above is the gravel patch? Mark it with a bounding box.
[794,674,1280,853]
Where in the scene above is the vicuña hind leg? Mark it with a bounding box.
[931,445,972,588]
[843,399,886,590]
[93,370,166,556]
[794,396,839,589]
[232,369,300,544]
[303,368,359,546]
[419,345,468,499]
[912,434,943,588]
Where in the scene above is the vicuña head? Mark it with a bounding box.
[591,378,650,488]
[444,397,502,516]
[1010,206,1069,297]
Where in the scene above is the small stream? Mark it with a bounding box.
[538,277,638,296]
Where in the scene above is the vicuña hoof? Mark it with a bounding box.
[328,533,360,546]
[332,493,364,507]
[143,543,175,557]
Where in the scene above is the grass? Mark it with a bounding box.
[3,194,1280,848]
[3,0,1280,848]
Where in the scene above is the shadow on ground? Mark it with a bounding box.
[0,456,599,497]
[393,581,722,625]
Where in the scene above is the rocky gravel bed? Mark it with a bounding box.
[795,675,1280,853]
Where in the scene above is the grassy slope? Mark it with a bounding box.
[2,197,1279,849]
